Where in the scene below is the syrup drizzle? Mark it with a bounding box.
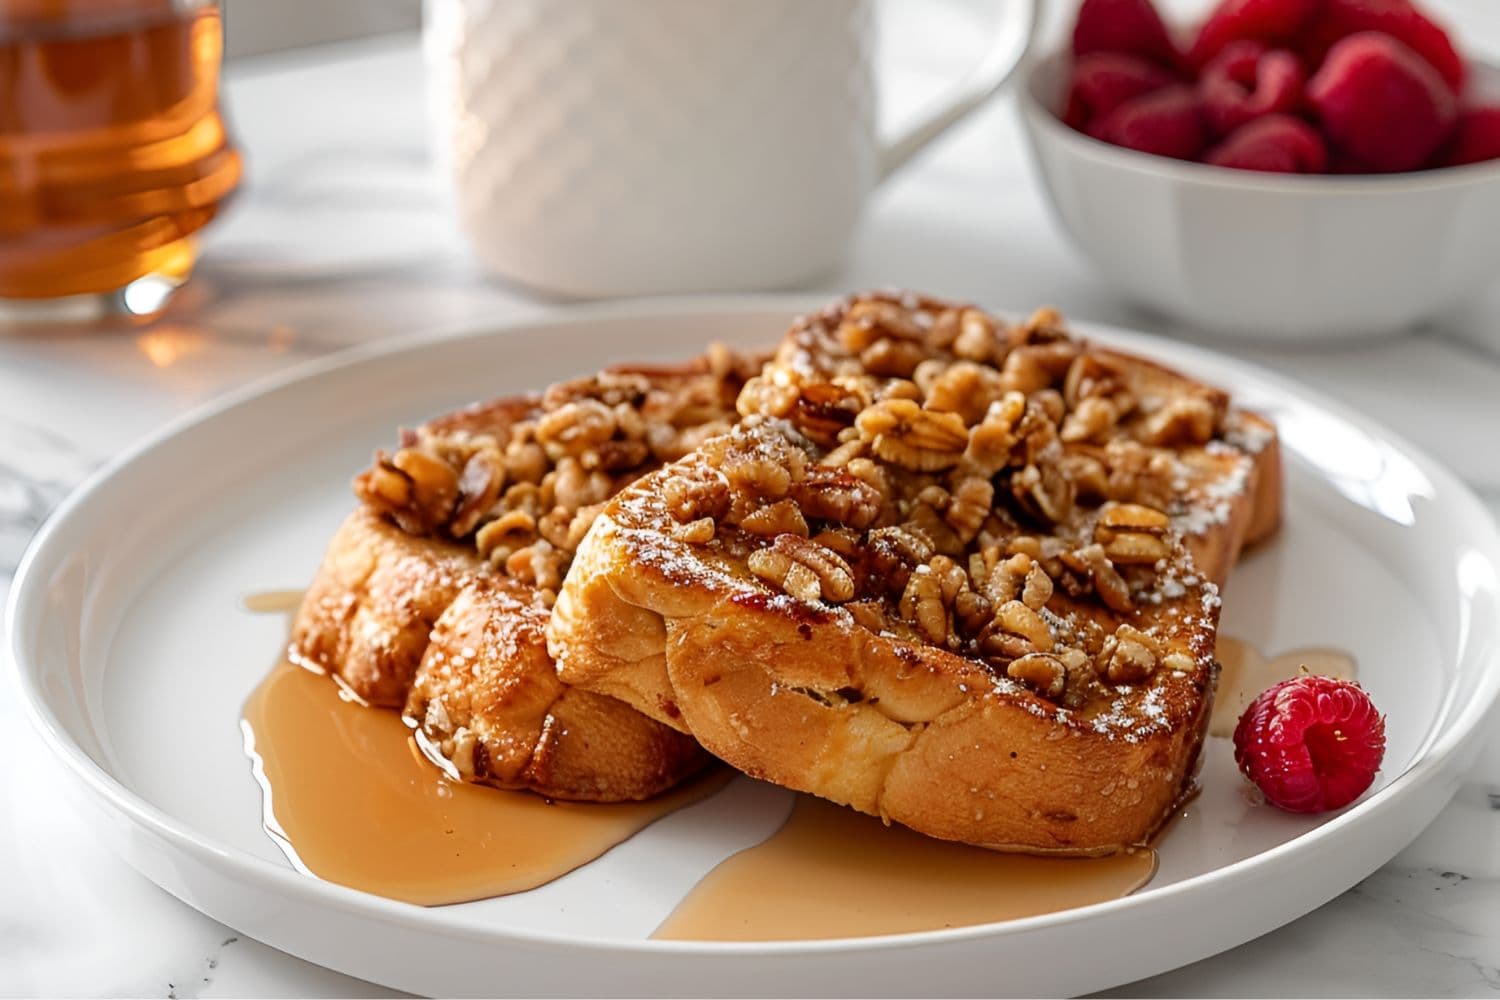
[242,657,732,905]
[239,589,1185,926]
[1210,636,1357,739]
[653,796,1157,941]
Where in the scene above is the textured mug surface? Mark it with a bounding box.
[427,0,876,297]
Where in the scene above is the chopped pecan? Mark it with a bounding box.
[1012,458,1075,525]
[953,308,1002,363]
[450,446,505,537]
[535,399,616,457]
[475,509,536,563]
[505,538,562,591]
[791,470,883,529]
[1018,306,1070,344]
[860,337,926,378]
[1021,562,1053,610]
[811,526,862,559]
[953,589,993,637]
[979,551,1033,604]
[942,476,994,543]
[1061,451,1110,502]
[1071,543,1133,612]
[838,299,925,352]
[504,439,549,485]
[928,554,969,603]
[928,308,962,351]
[1060,396,1120,444]
[1103,624,1159,683]
[564,503,604,549]
[749,533,856,603]
[1034,388,1067,426]
[925,361,1007,426]
[736,375,799,420]
[663,465,731,523]
[856,399,968,471]
[671,517,716,544]
[551,456,612,511]
[791,382,864,444]
[818,438,867,469]
[720,450,793,500]
[1062,354,1128,409]
[1000,341,1077,395]
[740,499,810,537]
[391,447,460,526]
[1095,502,1172,564]
[1007,652,1066,699]
[964,392,1026,475]
[589,438,652,472]
[994,599,1054,652]
[1137,396,1218,446]
[899,569,949,644]
[912,358,950,397]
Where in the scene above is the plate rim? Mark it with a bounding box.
[9,294,1500,959]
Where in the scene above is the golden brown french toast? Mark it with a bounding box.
[290,350,760,800]
[549,292,1282,848]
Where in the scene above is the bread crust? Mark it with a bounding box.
[549,293,1282,851]
[408,575,706,800]
[551,434,1219,853]
[288,355,759,800]
[291,508,482,707]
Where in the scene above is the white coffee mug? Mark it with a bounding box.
[424,0,1041,298]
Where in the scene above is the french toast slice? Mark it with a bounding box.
[290,351,760,800]
[549,292,1282,849]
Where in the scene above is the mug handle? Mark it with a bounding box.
[878,0,1047,178]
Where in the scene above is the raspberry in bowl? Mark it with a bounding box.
[1017,0,1500,342]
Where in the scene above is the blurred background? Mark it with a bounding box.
[222,0,1488,58]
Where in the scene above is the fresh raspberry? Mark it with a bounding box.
[1300,0,1465,95]
[1187,0,1319,70]
[1307,32,1457,172]
[1205,114,1328,172]
[1064,52,1177,129]
[1233,675,1386,814]
[1088,85,1208,160]
[1200,40,1307,136]
[1072,0,1179,67]
[1438,107,1500,167]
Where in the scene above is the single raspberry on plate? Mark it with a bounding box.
[1299,0,1465,95]
[1205,113,1328,172]
[1439,107,1500,167]
[1233,675,1386,814]
[1073,0,1178,67]
[1200,40,1307,135]
[1064,52,1177,129]
[1088,85,1208,160]
[1187,0,1319,70]
[1307,31,1457,172]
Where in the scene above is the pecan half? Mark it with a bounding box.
[856,399,968,471]
[749,534,856,604]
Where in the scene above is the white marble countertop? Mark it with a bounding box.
[3,4,1500,996]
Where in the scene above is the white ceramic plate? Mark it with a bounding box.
[10,300,1500,997]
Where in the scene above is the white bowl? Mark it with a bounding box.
[1018,52,1500,342]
